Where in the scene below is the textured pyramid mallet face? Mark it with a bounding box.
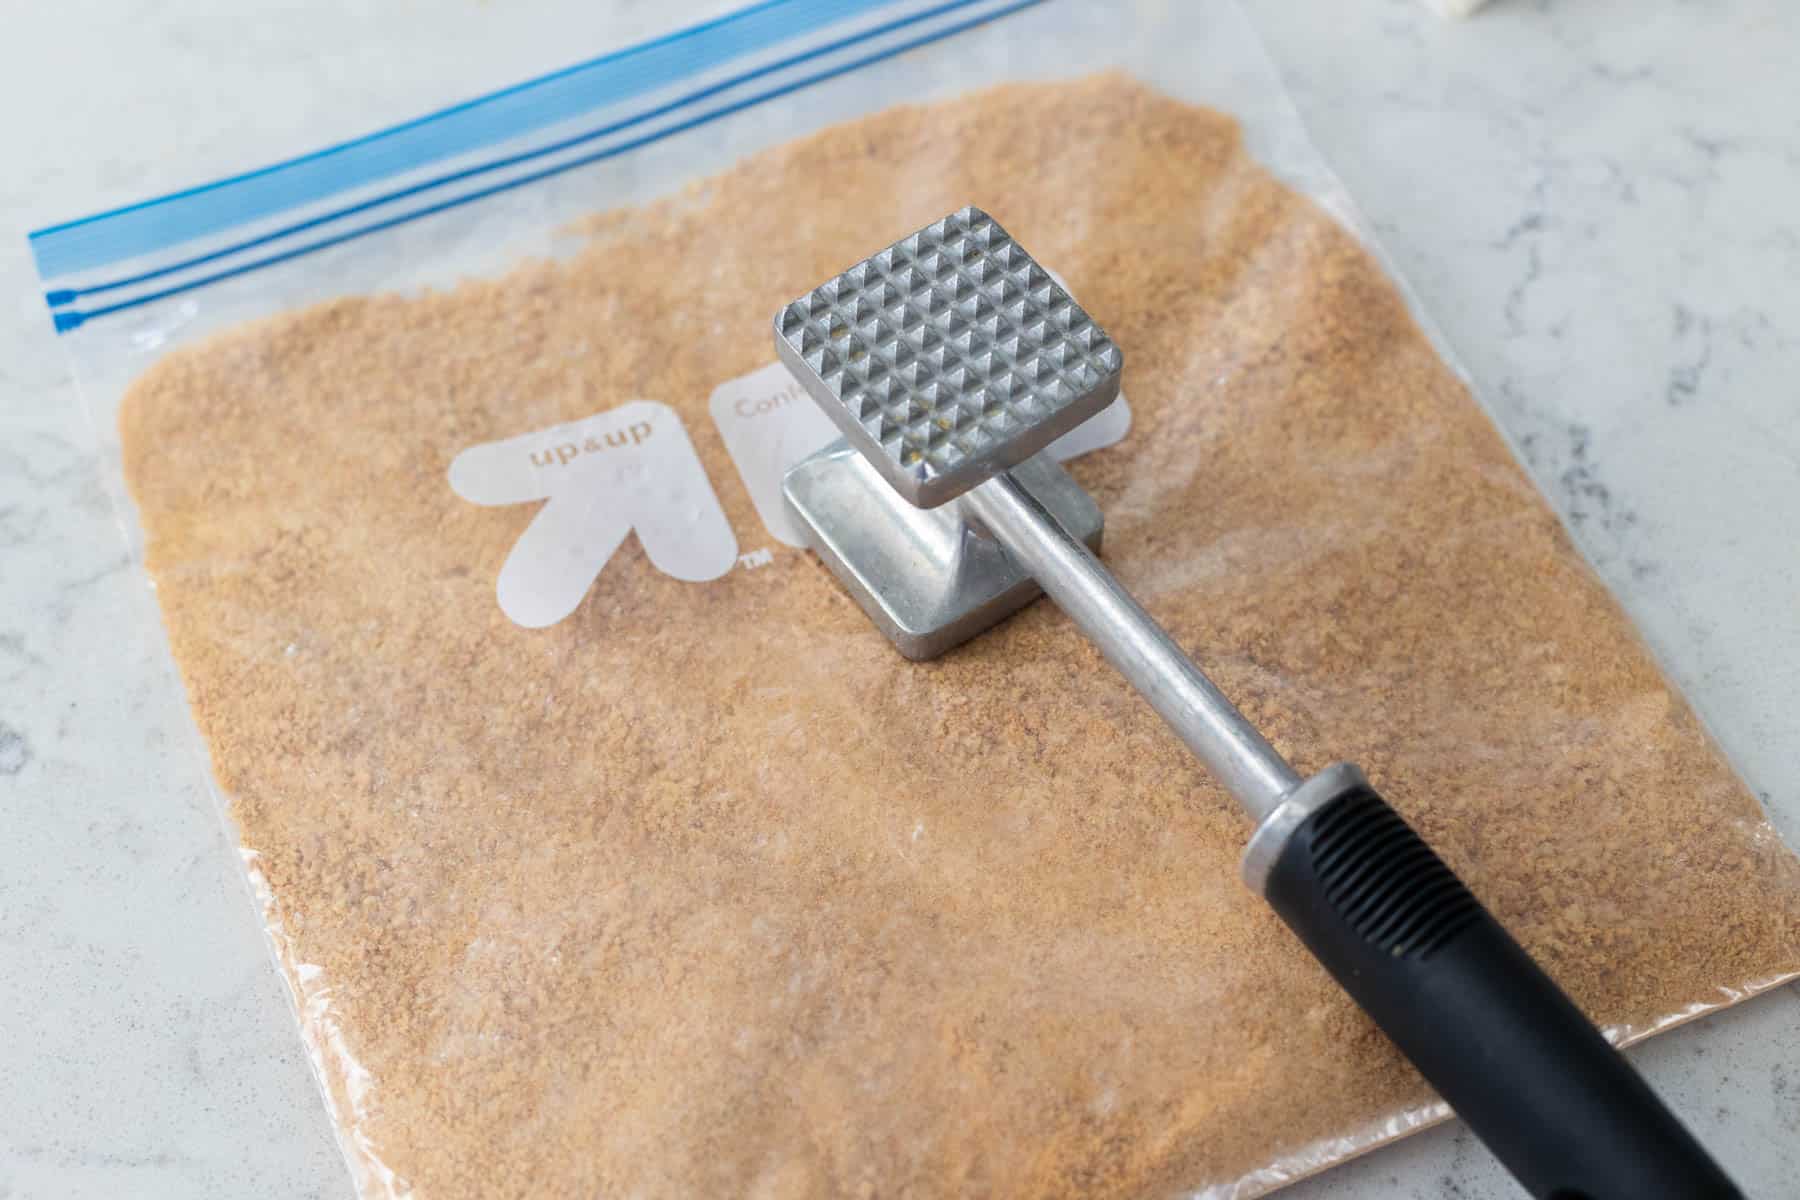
[775,206,1123,507]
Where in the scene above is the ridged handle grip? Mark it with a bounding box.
[1262,780,1741,1200]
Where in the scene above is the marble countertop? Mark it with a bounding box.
[2,1,1795,1196]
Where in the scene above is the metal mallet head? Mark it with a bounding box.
[776,206,1310,876]
[780,205,1297,813]
[778,207,1127,662]
[776,206,1123,509]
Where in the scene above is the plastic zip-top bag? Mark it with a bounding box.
[32,2,1800,1197]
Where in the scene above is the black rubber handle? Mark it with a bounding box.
[1262,778,1741,1200]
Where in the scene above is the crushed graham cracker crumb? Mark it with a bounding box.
[120,75,1800,1198]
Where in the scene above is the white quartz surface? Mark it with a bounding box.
[1,1,1795,1196]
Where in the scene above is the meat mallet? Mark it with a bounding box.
[776,206,1739,1200]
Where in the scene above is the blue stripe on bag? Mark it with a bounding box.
[45,0,1005,310]
[46,0,1042,333]
[30,0,904,281]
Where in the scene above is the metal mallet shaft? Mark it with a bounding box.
[962,472,1298,819]
[777,207,1738,1200]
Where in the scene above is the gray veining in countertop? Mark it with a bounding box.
[1,1,1796,1197]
